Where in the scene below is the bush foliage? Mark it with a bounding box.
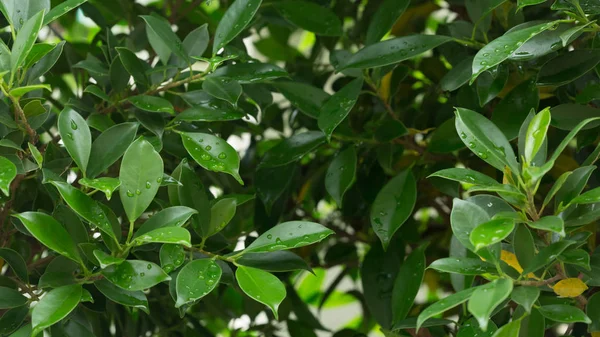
[1,0,600,336]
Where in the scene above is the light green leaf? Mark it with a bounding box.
[92,250,124,269]
[202,77,242,105]
[13,212,81,264]
[244,221,334,253]
[119,138,164,222]
[208,63,288,83]
[428,257,497,275]
[133,227,191,247]
[370,170,417,250]
[455,107,519,173]
[134,206,197,239]
[524,107,550,164]
[79,177,120,200]
[212,0,262,54]
[180,132,242,184]
[206,198,237,237]
[528,216,565,236]
[10,10,44,76]
[429,168,500,187]
[325,147,357,207]
[470,218,515,251]
[517,0,546,10]
[318,77,363,140]
[471,21,559,82]
[468,278,513,331]
[538,304,591,323]
[175,259,222,307]
[522,240,575,274]
[102,260,170,291]
[392,244,427,324]
[0,156,17,196]
[340,35,453,70]
[141,15,188,64]
[95,279,149,313]
[160,244,186,273]
[58,108,91,175]
[275,0,342,36]
[28,142,42,167]
[44,0,87,25]
[450,199,498,261]
[8,84,50,98]
[128,95,175,114]
[31,284,81,337]
[365,0,410,44]
[490,318,523,337]
[511,286,539,314]
[416,286,478,331]
[236,266,286,319]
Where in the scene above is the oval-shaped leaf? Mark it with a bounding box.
[366,0,410,44]
[522,240,575,274]
[429,168,500,187]
[95,279,149,313]
[552,278,588,298]
[272,82,329,118]
[429,257,497,275]
[511,286,540,314]
[524,107,550,164]
[0,248,28,282]
[538,304,591,323]
[102,260,170,291]
[180,132,242,184]
[276,0,342,36]
[11,11,44,75]
[31,284,82,336]
[133,227,191,247]
[370,170,417,250]
[86,122,138,178]
[160,244,186,273]
[537,50,600,86]
[529,216,564,236]
[318,77,363,140]
[58,108,91,175]
[236,251,312,273]
[175,259,222,308]
[416,286,478,331]
[134,206,197,239]
[0,156,17,196]
[79,177,120,200]
[119,138,164,222]
[207,198,237,237]
[235,266,286,319]
[244,221,334,253]
[325,147,357,207]
[128,95,175,114]
[208,63,288,83]
[212,0,262,54]
[202,77,242,105]
[470,218,515,251]
[467,278,513,331]
[0,287,27,309]
[259,131,326,168]
[392,244,427,324]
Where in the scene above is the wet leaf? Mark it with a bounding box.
[175,259,221,307]
[244,221,334,253]
[180,132,242,184]
[236,266,286,319]
[102,260,170,291]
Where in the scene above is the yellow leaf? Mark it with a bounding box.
[501,250,538,279]
[553,278,588,298]
[378,72,392,103]
[591,332,600,337]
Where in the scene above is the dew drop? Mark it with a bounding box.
[145,181,152,189]
[70,120,78,130]
[126,190,134,197]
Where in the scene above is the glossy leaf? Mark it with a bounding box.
[416,286,478,331]
[202,77,242,105]
[58,108,91,175]
[160,244,185,273]
[207,198,237,237]
[209,63,288,83]
[524,107,550,164]
[79,177,120,200]
[43,0,87,25]
[236,266,286,319]
[318,77,362,139]
[13,212,81,264]
[92,250,124,269]
[0,305,28,336]
[370,170,417,250]
[11,11,44,76]
[141,15,187,64]
[134,206,197,238]
[259,131,326,168]
[244,221,334,253]
[174,104,245,122]
[325,147,357,207]
[212,0,262,54]
[340,35,453,70]
[468,278,513,331]
[429,257,497,275]
[491,318,523,337]
[180,132,242,184]
[102,260,170,291]
[537,50,600,86]
[528,216,564,236]
[275,0,342,36]
[95,279,149,313]
[538,304,591,323]
[272,82,329,118]
[8,84,51,98]
[87,123,139,178]
[365,0,410,45]
[119,138,164,222]
[0,248,28,282]
[175,259,222,307]
[522,240,575,274]
[0,156,17,196]
[429,168,500,187]
[133,227,191,247]
[440,56,474,92]
[31,285,81,336]
[128,95,175,114]
[511,286,539,313]
[470,218,515,251]
[0,287,27,309]
[391,244,427,323]
[236,251,312,273]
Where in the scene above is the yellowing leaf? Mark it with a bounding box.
[591,332,600,337]
[501,250,538,279]
[553,278,588,298]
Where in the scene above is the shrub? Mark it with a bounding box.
[1,0,600,336]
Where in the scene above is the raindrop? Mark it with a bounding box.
[147,264,152,270]
[70,120,78,130]
[218,152,227,159]
[127,190,134,197]
[205,145,212,151]
[145,181,152,189]
[135,189,141,195]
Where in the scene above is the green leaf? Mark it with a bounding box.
[538,304,591,323]
[455,107,519,173]
[10,10,44,76]
[244,221,334,253]
[551,104,600,131]
[28,142,42,167]
[494,79,540,141]
[92,250,124,269]
[0,287,27,309]
[393,317,454,331]
[272,82,329,118]
[468,278,513,331]
[87,122,138,178]
[180,132,242,184]
[0,248,28,282]
[79,177,120,200]
[542,171,572,208]
[119,138,164,222]
[524,107,550,164]
[212,0,262,54]
[160,244,185,273]
[134,206,197,239]
[209,63,288,83]
[202,77,242,105]
[576,83,600,104]
[559,249,590,270]
[206,198,237,237]
[259,131,326,168]
[537,50,600,86]
[428,257,497,275]
[528,216,565,236]
[318,77,363,140]
[429,168,500,187]
[43,0,86,24]
[116,47,149,89]
[587,292,600,332]
[440,56,474,92]
[560,22,593,46]
[128,95,175,114]
[31,284,82,336]
[416,286,478,331]
[511,286,539,314]
[175,259,222,307]
[340,35,453,70]
[94,279,149,313]
[175,163,212,236]
[174,104,245,122]
[0,0,49,31]
[235,266,286,319]
[275,0,342,36]
[491,318,523,337]
[58,108,91,175]
[0,305,28,335]
[365,0,410,44]
[522,240,575,274]
[555,165,596,208]
[450,199,498,261]
[133,227,191,247]
[0,156,17,196]
[470,218,515,251]
[8,84,50,98]
[102,260,170,291]
[141,15,188,64]
[23,43,56,69]
[392,244,427,324]
[236,251,312,273]
[47,181,118,243]
[325,147,357,207]
[180,24,209,61]
[370,170,417,250]
[13,212,81,264]
[517,0,546,9]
